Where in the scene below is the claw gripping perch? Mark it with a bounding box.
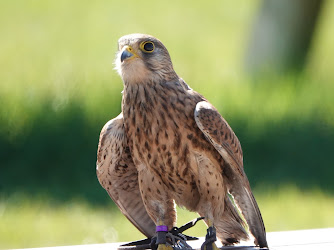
[119,217,205,250]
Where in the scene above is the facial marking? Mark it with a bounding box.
[115,33,177,84]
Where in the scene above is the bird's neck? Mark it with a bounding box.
[119,65,179,88]
[122,79,186,121]
[123,81,155,107]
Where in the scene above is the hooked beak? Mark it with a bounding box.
[120,46,136,62]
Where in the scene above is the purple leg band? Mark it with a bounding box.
[156,225,168,232]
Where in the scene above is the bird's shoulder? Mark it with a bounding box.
[96,113,125,171]
[194,101,244,172]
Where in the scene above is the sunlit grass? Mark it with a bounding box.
[1,0,334,138]
[1,187,333,249]
[0,0,257,134]
[1,1,334,249]
[256,185,334,232]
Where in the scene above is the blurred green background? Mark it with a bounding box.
[1,0,334,249]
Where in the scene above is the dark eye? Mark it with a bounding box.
[141,41,155,53]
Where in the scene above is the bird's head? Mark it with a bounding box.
[115,34,178,85]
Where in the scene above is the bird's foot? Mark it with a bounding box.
[201,226,219,250]
[167,232,193,249]
[152,229,193,250]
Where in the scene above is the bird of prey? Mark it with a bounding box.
[96,34,268,249]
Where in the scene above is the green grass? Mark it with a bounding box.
[1,1,334,249]
[1,187,333,249]
[1,0,334,134]
[0,0,334,136]
[256,186,334,232]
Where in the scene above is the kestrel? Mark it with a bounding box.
[96,34,268,249]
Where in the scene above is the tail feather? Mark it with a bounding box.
[228,180,268,247]
[215,195,249,245]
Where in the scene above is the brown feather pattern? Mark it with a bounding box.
[96,114,156,237]
[97,34,268,248]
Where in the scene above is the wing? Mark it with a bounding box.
[194,101,268,248]
[96,113,156,238]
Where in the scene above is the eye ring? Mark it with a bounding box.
[140,41,155,53]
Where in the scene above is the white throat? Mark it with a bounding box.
[115,52,155,84]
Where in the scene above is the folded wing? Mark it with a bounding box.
[96,113,156,238]
[194,101,268,248]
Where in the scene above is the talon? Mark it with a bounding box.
[122,219,201,250]
[153,228,193,250]
[201,226,218,250]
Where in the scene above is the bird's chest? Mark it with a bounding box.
[122,85,223,207]
[122,88,200,177]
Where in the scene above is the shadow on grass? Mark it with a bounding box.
[1,102,333,205]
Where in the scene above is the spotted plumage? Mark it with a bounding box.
[96,34,268,248]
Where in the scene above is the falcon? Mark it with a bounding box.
[96,34,268,249]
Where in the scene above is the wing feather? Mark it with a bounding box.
[194,101,268,248]
[96,113,156,237]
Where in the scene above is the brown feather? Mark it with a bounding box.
[99,33,268,247]
[96,113,156,237]
[195,101,268,247]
